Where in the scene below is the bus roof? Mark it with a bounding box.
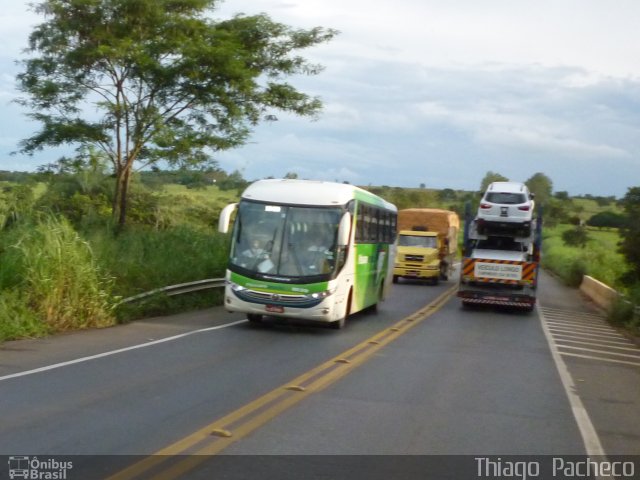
[240,179,397,211]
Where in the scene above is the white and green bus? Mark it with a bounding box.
[218,179,398,329]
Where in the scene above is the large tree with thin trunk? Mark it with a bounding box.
[525,172,553,205]
[17,0,337,226]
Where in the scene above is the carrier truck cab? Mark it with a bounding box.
[393,208,459,285]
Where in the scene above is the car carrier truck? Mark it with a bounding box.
[393,208,459,284]
[457,203,542,311]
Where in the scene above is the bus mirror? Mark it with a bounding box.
[337,212,351,246]
[218,203,238,233]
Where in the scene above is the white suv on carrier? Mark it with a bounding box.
[476,181,535,235]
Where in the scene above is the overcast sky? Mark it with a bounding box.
[2,0,640,197]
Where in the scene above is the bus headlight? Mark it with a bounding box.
[228,281,246,292]
[307,288,335,300]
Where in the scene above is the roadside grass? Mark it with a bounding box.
[542,224,626,289]
[87,224,231,322]
[0,220,231,340]
[0,180,238,341]
[571,197,623,218]
[0,215,116,341]
[541,224,640,335]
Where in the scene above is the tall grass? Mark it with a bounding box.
[86,225,230,321]
[0,215,116,341]
[88,225,229,296]
[22,215,115,329]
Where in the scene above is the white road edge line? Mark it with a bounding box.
[554,338,640,352]
[556,344,640,359]
[547,326,626,340]
[545,320,617,333]
[551,332,634,346]
[559,352,640,368]
[0,319,247,383]
[538,306,608,462]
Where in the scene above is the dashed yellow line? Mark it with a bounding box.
[108,285,457,480]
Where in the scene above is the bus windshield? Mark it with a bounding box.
[230,201,343,279]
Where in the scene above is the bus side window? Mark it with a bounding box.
[381,211,390,243]
[370,208,379,242]
[356,203,365,243]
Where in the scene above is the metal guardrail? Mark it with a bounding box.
[120,278,226,305]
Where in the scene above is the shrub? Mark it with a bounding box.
[562,226,589,248]
[17,215,116,331]
[587,211,626,229]
[566,259,588,287]
[0,290,48,341]
[608,284,640,332]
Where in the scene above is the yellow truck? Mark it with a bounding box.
[393,208,459,285]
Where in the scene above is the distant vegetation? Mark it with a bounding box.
[0,168,638,341]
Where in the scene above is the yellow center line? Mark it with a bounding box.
[108,285,457,480]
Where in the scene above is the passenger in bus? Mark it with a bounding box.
[300,227,334,274]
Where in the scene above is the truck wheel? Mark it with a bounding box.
[247,313,263,323]
[440,263,449,281]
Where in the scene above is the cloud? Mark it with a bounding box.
[216,58,640,195]
[4,0,640,196]
[417,99,631,160]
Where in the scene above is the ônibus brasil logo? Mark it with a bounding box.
[7,456,73,479]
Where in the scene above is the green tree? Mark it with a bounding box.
[587,211,626,230]
[525,172,553,205]
[543,198,570,228]
[217,169,248,192]
[479,171,508,192]
[619,187,640,284]
[17,0,337,227]
[562,226,589,248]
[438,188,457,202]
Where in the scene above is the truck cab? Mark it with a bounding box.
[393,230,442,284]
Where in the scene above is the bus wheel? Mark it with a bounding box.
[370,282,385,312]
[330,317,346,329]
[332,290,352,329]
[392,275,399,284]
[247,313,263,323]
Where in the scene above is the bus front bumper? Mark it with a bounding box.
[225,286,345,323]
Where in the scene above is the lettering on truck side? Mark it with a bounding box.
[474,262,522,281]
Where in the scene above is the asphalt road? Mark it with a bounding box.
[1,269,639,479]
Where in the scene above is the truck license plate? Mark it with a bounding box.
[266,305,284,313]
